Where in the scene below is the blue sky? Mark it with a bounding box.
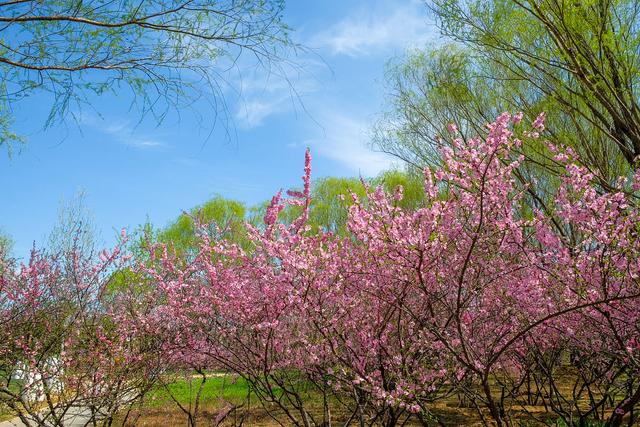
[1,0,438,259]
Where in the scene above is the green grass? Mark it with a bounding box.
[0,406,14,423]
[146,374,251,408]
[0,376,21,422]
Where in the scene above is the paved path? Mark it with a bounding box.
[0,407,95,427]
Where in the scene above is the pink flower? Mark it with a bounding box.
[512,112,524,124]
[8,111,631,427]
[408,404,421,413]
[532,112,546,131]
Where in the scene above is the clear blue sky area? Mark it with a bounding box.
[1,0,438,259]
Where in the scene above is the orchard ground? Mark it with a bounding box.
[112,371,625,426]
[0,374,557,426]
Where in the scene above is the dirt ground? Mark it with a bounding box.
[122,398,566,426]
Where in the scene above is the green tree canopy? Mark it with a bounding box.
[0,230,12,257]
[376,0,640,196]
[156,196,248,259]
[277,171,426,236]
[126,172,426,264]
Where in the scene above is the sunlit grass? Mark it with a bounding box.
[145,374,251,408]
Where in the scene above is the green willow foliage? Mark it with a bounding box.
[278,171,425,236]
[376,0,640,200]
[0,0,294,149]
[158,196,248,258]
[0,231,12,257]
[128,170,425,265]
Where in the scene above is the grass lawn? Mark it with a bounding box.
[145,374,251,408]
[123,374,293,426]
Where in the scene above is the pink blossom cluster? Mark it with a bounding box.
[2,113,640,426]
[122,113,640,425]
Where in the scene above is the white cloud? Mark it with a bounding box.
[303,112,397,177]
[236,99,285,129]
[232,59,325,129]
[311,1,436,57]
[77,114,165,149]
[101,120,165,149]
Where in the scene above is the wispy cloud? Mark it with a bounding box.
[311,1,436,57]
[232,59,325,129]
[236,98,287,129]
[78,114,166,149]
[300,112,397,177]
[100,120,165,149]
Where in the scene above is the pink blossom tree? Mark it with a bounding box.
[0,235,161,427]
[133,113,640,426]
[3,111,639,427]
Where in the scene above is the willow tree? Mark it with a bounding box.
[0,231,11,257]
[376,0,640,194]
[271,171,426,237]
[0,0,295,149]
[157,196,248,259]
